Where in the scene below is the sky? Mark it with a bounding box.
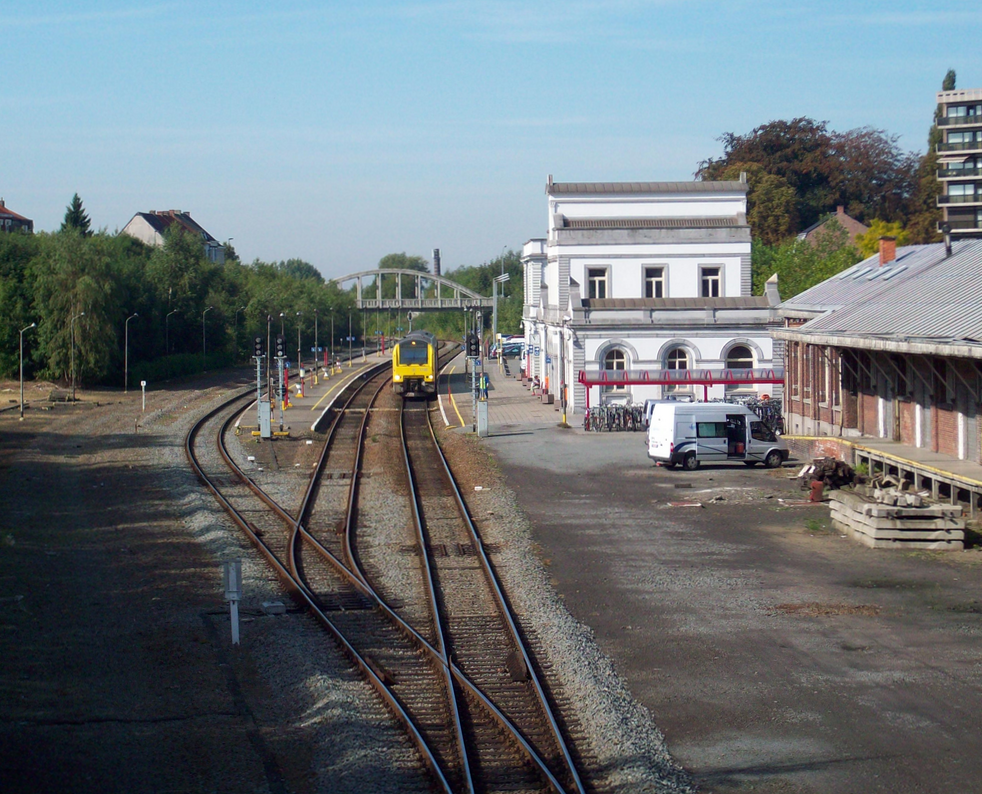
[3,1,981,279]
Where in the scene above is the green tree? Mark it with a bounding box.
[699,118,920,235]
[0,232,41,376]
[60,193,92,236]
[942,69,956,91]
[752,221,861,299]
[29,232,127,385]
[855,220,910,259]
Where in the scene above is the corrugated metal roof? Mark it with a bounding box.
[548,180,747,195]
[564,216,745,230]
[779,244,945,313]
[787,240,982,345]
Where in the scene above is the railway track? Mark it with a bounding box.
[185,351,587,793]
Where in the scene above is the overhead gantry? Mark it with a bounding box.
[331,269,493,311]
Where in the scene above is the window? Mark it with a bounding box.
[587,268,608,299]
[697,422,727,438]
[725,345,754,394]
[665,346,690,395]
[644,266,665,298]
[700,266,722,298]
[603,348,627,394]
[750,421,777,442]
[892,354,909,398]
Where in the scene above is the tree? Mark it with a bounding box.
[854,220,910,259]
[60,193,92,236]
[752,220,861,299]
[698,118,920,236]
[942,69,956,91]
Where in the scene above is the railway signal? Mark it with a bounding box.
[274,334,286,359]
[253,335,265,358]
[466,333,480,358]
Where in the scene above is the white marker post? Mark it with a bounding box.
[140,380,147,412]
[223,560,243,645]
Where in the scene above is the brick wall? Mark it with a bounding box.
[899,399,915,446]
[936,404,959,457]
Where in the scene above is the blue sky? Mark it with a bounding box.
[3,1,980,278]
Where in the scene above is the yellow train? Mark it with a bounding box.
[392,330,438,398]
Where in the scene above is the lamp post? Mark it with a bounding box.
[19,322,36,419]
[70,311,85,402]
[296,310,302,372]
[165,309,178,354]
[202,306,213,370]
[313,309,319,371]
[124,312,139,393]
[493,273,510,369]
[559,316,571,429]
[266,313,272,394]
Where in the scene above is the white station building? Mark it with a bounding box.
[520,176,783,415]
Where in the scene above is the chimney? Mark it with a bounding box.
[878,236,897,267]
[941,222,953,257]
[432,248,441,276]
[836,205,845,216]
[0,199,5,208]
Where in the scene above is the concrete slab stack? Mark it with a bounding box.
[830,489,966,550]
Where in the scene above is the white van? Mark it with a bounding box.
[647,402,789,470]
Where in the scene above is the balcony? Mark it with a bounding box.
[939,218,982,233]
[938,167,982,180]
[939,115,982,127]
[938,141,982,154]
[938,194,982,206]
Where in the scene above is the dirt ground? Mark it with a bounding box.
[0,375,307,794]
[482,426,982,793]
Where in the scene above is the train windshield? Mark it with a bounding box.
[399,342,428,364]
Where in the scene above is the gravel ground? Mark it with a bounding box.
[2,372,696,792]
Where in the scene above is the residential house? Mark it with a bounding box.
[796,205,868,247]
[0,199,33,233]
[121,210,226,263]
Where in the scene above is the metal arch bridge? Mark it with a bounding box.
[331,269,493,311]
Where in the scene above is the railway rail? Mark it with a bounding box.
[185,348,587,793]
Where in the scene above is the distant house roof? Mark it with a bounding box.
[0,199,33,233]
[796,206,868,245]
[775,239,982,356]
[125,210,218,243]
[121,209,225,263]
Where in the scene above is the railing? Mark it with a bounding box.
[939,219,982,231]
[938,194,982,205]
[939,115,982,127]
[938,167,982,179]
[938,141,982,152]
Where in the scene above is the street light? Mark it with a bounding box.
[202,306,213,370]
[296,310,302,372]
[70,311,85,402]
[19,322,36,419]
[493,273,510,367]
[124,312,139,393]
[313,309,319,370]
[165,309,178,354]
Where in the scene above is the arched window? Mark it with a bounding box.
[725,345,755,393]
[726,345,753,370]
[665,346,690,395]
[603,348,627,396]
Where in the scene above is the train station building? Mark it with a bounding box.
[520,176,783,415]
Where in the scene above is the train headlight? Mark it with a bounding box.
[393,374,402,382]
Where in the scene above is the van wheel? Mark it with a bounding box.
[764,450,783,469]
[682,452,699,471]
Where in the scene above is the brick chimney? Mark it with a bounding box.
[878,236,897,267]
